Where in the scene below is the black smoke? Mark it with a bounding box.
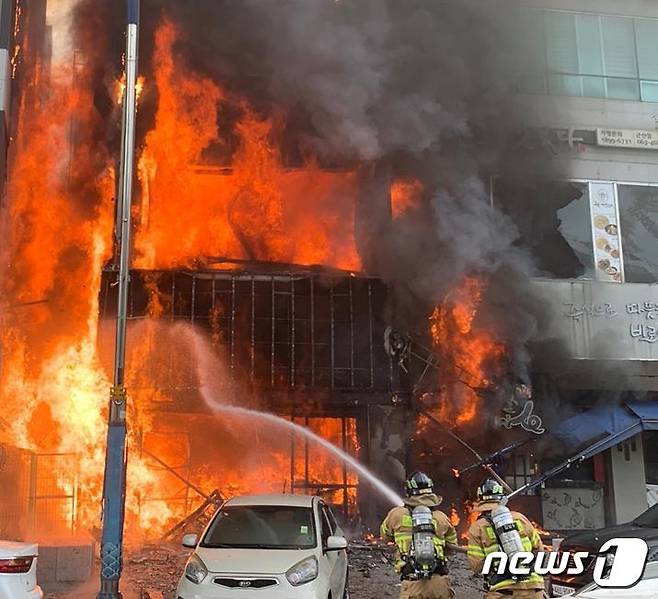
[72,0,569,417]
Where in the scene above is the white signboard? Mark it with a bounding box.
[533,278,658,360]
[589,182,623,283]
[596,128,658,149]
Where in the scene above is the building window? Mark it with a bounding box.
[618,185,658,283]
[645,432,658,486]
[542,456,595,487]
[525,11,658,102]
[495,180,594,279]
[504,453,538,494]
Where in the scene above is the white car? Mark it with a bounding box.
[176,494,349,599]
[553,561,658,598]
[0,541,42,599]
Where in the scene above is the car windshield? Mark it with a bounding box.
[201,505,317,549]
[634,504,658,528]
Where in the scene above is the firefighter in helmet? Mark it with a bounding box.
[381,472,457,599]
[467,479,545,598]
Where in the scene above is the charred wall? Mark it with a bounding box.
[99,268,403,413]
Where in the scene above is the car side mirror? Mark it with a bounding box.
[325,535,348,552]
[182,533,198,549]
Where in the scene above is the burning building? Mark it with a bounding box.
[2,0,658,560]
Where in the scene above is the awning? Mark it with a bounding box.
[627,402,658,431]
[507,401,658,497]
[550,402,658,461]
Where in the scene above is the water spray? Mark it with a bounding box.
[210,403,404,508]
[179,324,405,508]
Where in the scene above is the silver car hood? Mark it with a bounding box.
[195,546,316,575]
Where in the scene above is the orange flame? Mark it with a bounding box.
[429,277,505,426]
[390,177,424,219]
[134,20,361,271]
[461,502,479,541]
[114,74,146,105]
[10,1,21,78]
[0,17,363,541]
[449,506,460,527]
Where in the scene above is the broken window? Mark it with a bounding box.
[618,185,658,283]
[495,180,594,279]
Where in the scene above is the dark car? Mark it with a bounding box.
[550,503,658,597]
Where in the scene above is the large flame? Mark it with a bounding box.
[134,20,361,271]
[429,277,506,426]
[0,15,361,541]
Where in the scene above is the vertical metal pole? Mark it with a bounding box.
[250,276,256,384]
[304,416,310,486]
[342,418,348,516]
[290,274,295,387]
[290,414,296,493]
[190,275,196,323]
[330,280,335,390]
[367,280,374,389]
[230,276,236,373]
[98,2,139,597]
[348,278,354,388]
[271,276,276,387]
[310,277,315,387]
[28,454,37,535]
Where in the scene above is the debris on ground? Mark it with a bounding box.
[123,544,190,599]
[48,539,484,599]
[347,535,483,599]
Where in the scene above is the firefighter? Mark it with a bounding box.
[467,479,545,599]
[381,471,457,599]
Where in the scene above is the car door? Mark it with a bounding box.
[320,503,346,598]
[325,504,348,595]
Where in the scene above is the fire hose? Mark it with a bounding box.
[418,409,514,495]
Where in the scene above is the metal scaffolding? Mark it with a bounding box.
[289,415,359,517]
[99,267,393,516]
[100,268,395,402]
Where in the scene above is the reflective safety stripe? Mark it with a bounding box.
[479,520,544,590]
[467,544,485,558]
[489,572,544,591]
[394,532,413,555]
[444,524,457,546]
[381,521,391,538]
[392,513,446,565]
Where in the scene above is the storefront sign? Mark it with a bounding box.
[533,279,658,361]
[589,182,623,283]
[596,128,658,149]
[562,300,658,345]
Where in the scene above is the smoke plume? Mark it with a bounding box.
[73,0,562,414]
